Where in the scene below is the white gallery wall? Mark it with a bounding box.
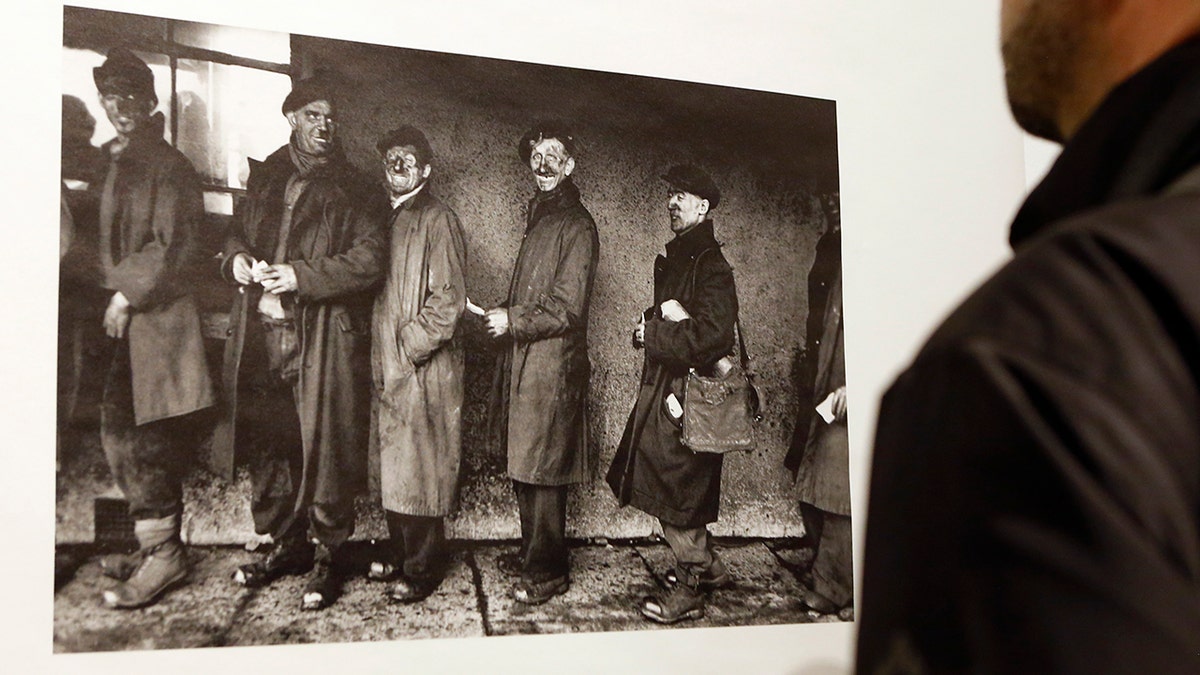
[2,1,1030,672]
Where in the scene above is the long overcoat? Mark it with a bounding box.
[606,220,738,528]
[373,188,467,516]
[793,273,849,516]
[98,122,215,424]
[494,178,599,485]
[211,144,385,513]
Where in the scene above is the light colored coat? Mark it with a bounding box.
[372,189,467,516]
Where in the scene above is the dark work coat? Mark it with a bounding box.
[372,187,467,516]
[97,121,215,424]
[211,144,386,511]
[494,178,599,485]
[793,273,848,516]
[857,37,1200,675]
[606,220,738,528]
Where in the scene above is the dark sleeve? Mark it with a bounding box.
[643,253,737,371]
[399,207,467,365]
[292,188,387,302]
[106,159,203,309]
[857,344,1200,675]
[508,214,599,342]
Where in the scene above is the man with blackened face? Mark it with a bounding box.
[85,47,215,611]
[366,125,467,604]
[484,121,600,605]
[217,76,385,613]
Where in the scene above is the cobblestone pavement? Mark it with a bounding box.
[53,538,851,653]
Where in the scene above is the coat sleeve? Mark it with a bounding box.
[643,253,737,371]
[858,343,1200,675]
[399,207,468,365]
[508,214,599,342]
[106,159,203,310]
[292,194,387,302]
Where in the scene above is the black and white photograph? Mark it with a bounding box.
[4,1,1049,672]
[53,2,850,652]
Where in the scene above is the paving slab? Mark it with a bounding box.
[476,544,654,635]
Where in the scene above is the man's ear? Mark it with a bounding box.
[698,198,710,216]
[421,164,432,180]
[564,156,576,177]
[285,111,298,131]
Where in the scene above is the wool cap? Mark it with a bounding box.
[662,164,721,210]
[517,120,577,164]
[376,125,433,167]
[93,47,155,100]
[281,76,338,115]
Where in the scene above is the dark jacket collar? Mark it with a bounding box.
[103,112,167,161]
[1011,34,1200,247]
[528,176,581,224]
[665,219,720,259]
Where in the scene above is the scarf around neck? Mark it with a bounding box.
[288,136,332,178]
[1010,35,1200,247]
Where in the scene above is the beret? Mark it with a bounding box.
[376,125,433,166]
[281,76,338,115]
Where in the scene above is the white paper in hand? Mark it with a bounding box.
[465,298,487,316]
[815,391,837,424]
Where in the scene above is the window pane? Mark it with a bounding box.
[173,21,290,64]
[175,59,293,188]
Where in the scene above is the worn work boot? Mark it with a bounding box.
[664,554,732,591]
[641,566,705,624]
[511,575,570,605]
[387,575,442,604]
[102,539,189,609]
[301,543,344,611]
[234,536,314,588]
[99,551,142,581]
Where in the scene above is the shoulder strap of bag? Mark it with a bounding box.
[688,247,757,380]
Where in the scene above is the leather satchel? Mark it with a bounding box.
[677,248,762,454]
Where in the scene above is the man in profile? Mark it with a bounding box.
[858,2,1200,672]
[607,165,738,625]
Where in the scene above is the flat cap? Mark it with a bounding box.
[518,120,577,164]
[662,164,721,211]
[281,76,338,115]
[376,125,433,166]
[93,47,155,100]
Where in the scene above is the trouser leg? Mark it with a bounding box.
[659,521,716,575]
[100,340,184,521]
[803,504,853,609]
[514,480,569,582]
[386,511,446,582]
[241,318,306,541]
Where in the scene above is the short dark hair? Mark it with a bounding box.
[517,120,577,164]
[376,125,433,168]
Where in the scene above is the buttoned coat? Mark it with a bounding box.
[493,178,599,485]
[97,122,215,425]
[211,145,386,512]
[606,220,738,528]
[373,188,467,516]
